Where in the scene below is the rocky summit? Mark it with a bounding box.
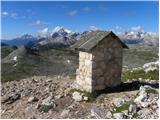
[1,75,159,119]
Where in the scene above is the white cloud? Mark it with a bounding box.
[38,28,49,36]
[2,11,9,16]
[83,6,91,12]
[90,26,99,31]
[131,25,144,33]
[68,10,77,16]
[31,20,47,26]
[11,13,17,18]
[2,11,18,19]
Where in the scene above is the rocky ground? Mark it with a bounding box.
[1,75,159,119]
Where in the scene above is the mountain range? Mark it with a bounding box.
[1,26,159,49]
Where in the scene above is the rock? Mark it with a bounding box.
[54,95,62,99]
[122,110,129,116]
[61,109,70,117]
[113,98,125,107]
[91,108,102,119]
[113,112,125,119]
[1,95,10,104]
[35,103,41,109]
[138,78,142,80]
[39,96,55,112]
[134,94,148,103]
[41,96,53,106]
[105,111,112,119]
[83,96,88,101]
[72,91,83,102]
[156,99,159,108]
[2,93,21,104]
[129,104,137,113]
[140,102,151,108]
[138,108,152,119]
[28,96,38,103]
[28,116,36,119]
[134,86,148,104]
[143,61,158,73]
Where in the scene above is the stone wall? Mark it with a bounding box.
[76,51,93,92]
[92,35,123,91]
[76,35,123,92]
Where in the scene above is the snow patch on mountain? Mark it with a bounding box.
[52,26,72,34]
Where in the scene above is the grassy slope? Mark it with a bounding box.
[1,49,78,82]
[1,45,158,82]
[123,45,158,68]
[1,46,17,59]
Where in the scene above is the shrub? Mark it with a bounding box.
[122,69,159,81]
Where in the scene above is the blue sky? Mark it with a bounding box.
[1,1,159,39]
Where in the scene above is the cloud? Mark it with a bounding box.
[68,10,77,16]
[90,26,100,31]
[11,13,17,18]
[2,11,18,19]
[31,20,47,26]
[98,5,107,10]
[83,6,91,12]
[38,28,50,36]
[2,11,9,16]
[131,26,144,33]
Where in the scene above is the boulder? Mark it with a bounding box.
[113,112,125,119]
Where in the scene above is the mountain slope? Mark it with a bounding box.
[1,34,38,47]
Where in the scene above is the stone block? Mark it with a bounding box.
[97,77,105,85]
[95,84,106,90]
[85,59,92,66]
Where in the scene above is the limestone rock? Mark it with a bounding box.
[61,109,70,117]
[113,98,125,107]
[72,91,83,102]
[1,93,21,104]
[28,96,38,103]
[41,96,54,106]
[105,111,112,119]
[113,112,125,119]
[83,96,88,101]
[129,103,137,113]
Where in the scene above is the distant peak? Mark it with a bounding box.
[52,26,72,34]
[21,34,34,39]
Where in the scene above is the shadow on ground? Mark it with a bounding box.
[92,80,159,99]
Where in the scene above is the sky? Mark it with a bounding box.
[1,1,159,39]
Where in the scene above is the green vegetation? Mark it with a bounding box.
[132,113,139,118]
[69,73,76,79]
[123,46,158,68]
[146,87,158,94]
[69,89,99,102]
[1,62,35,82]
[112,102,130,113]
[1,48,78,82]
[1,46,17,58]
[39,105,53,112]
[122,69,159,81]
